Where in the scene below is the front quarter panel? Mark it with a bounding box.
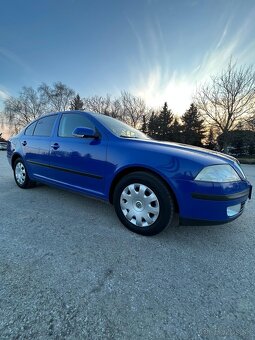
[104,138,207,199]
[105,138,251,223]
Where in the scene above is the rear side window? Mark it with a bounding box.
[25,121,37,136]
[33,115,57,137]
[58,113,94,137]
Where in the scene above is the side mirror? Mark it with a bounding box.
[72,127,98,138]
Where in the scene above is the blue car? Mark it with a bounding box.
[7,111,252,235]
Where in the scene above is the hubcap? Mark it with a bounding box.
[15,162,26,185]
[120,183,160,227]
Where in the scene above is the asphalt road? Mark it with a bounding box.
[0,151,254,339]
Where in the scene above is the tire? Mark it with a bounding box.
[113,171,175,236]
[13,158,36,189]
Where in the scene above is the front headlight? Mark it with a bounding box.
[195,164,241,182]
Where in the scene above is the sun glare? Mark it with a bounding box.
[135,80,194,115]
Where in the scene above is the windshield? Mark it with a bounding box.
[95,114,150,139]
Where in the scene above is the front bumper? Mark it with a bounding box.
[174,179,252,225]
[180,201,246,226]
[191,187,252,201]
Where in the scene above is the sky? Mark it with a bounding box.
[1,0,255,119]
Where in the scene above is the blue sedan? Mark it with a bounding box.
[7,111,252,235]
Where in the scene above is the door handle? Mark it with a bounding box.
[51,143,60,150]
[22,141,27,146]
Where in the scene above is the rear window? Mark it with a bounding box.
[25,121,37,136]
[33,115,57,137]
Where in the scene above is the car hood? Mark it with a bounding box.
[125,138,246,180]
[149,139,236,161]
[128,138,238,165]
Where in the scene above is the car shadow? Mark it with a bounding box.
[26,183,250,252]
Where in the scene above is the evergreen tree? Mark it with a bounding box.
[181,103,205,146]
[248,140,255,156]
[158,102,173,140]
[168,117,182,143]
[206,127,217,150]
[148,111,158,138]
[156,102,173,140]
[70,94,84,110]
[141,115,148,134]
[217,129,255,156]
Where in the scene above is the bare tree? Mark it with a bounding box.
[119,91,147,128]
[110,98,123,119]
[39,82,75,112]
[83,92,148,126]
[83,94,112,115]
[3,87,46,132]
[195,60,255,152]
[246,114,255,131]
[3,82,75,134]
[2,83,149,135]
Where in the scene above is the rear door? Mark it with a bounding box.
[22,114,58,179]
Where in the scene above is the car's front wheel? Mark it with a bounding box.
[113,171,175,236]
[14,158,35,189]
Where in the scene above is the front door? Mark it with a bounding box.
[49,112,107,197]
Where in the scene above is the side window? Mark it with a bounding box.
[58,113,95,137]
[25,121,37,136]
[33,115,57,137]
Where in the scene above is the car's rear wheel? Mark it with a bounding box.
[113,171,175,236]
[14,158,35,189]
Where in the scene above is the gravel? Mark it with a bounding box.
[0,151,254,339]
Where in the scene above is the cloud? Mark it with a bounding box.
[0,88,9,101]
[195,8,255,82]
[216,21,230,50]
[127,6,255,114]
[0,88,9,112]
[127,17,198,113]
[0,47,33,73]
[132,67,194,114]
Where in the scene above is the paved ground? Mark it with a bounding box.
[0,151,254,340]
